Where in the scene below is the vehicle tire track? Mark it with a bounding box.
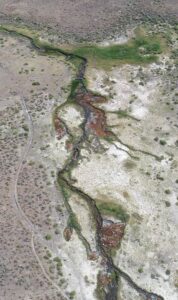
[31,233,69,300]
[11,96,69,300]
[12,97,36,231]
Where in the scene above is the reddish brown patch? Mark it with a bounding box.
[86,106,110,137]
[54,117,66,140]
[100,222,125,250]
[65,140,73,151]
[92,94,107,104]
[98,273,112,287]
[76,91,106,105]
[88,251,98,261]
[76,91,112,138]
[63,227,73,241]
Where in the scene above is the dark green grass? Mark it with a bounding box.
[68,77,88,100]
[0,24,165,69]
[97,202,129,222]
[73,36,162,65]
[69,79,81,98]
[67,212,81,231]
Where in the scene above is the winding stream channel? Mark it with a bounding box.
[1,26,164,300]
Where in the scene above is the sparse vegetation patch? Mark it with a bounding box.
[97,201,129,222]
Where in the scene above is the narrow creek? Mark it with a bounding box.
[1,26,164,300]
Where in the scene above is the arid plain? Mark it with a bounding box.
[0,1,178,300]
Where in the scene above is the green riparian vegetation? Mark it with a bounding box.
[97,201,129,222]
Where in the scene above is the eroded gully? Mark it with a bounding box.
[2,27,164,300]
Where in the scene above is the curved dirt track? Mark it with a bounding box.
[11,96,69,300]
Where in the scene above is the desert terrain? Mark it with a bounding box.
[0,0,178,41]
[0,1,178,300]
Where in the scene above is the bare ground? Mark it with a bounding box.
[0,0,178,41]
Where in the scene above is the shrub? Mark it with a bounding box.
[45,234,52,240]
